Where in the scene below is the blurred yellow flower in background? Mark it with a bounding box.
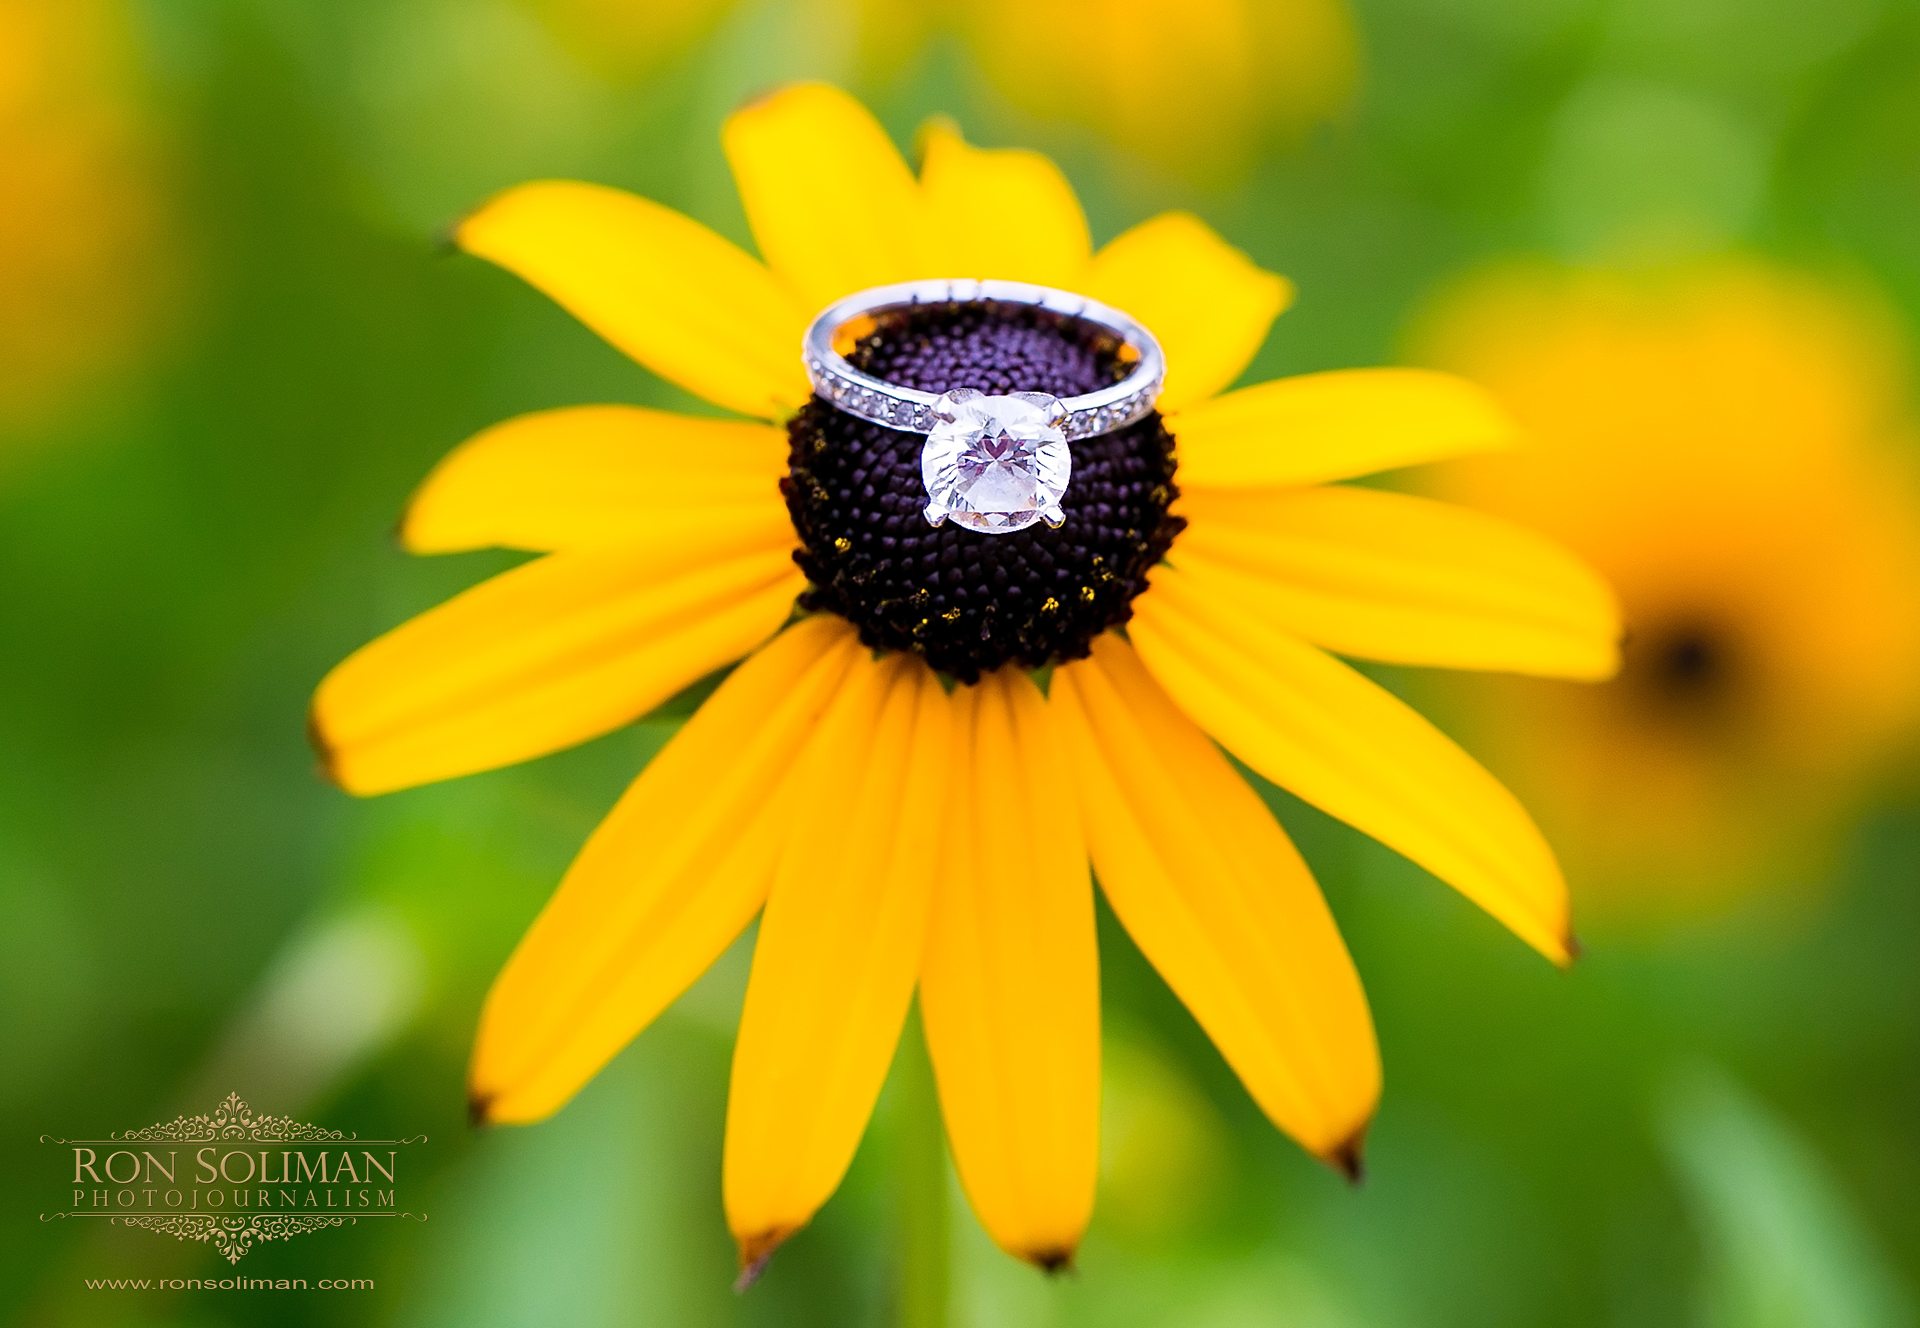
[0,0,163,436]
[523,0,1357,180]
[955,0,1357,179]
[1417,262,1920,918]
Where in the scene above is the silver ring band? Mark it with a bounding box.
[802,278,1166,439]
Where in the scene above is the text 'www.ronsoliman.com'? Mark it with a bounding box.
[84,1278,376,1291]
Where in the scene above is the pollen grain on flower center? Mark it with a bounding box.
[783,299,1183,682]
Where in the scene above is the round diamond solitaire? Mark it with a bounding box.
[921,389,1071,534]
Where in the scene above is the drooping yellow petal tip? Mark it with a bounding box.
[1522,924,1578,970]
[447,182,529,256]
[465,1083,549,1128]
[1325,1124,1368,1184]
[1027,1246,1077,1276]
[733,1226,800,1291]
[306,701,356,795]
[1521,918,1577,970]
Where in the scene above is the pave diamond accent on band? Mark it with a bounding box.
[801,279,1167,442]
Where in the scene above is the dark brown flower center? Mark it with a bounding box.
[1625,615,1744,724]
[781,299,1183,682]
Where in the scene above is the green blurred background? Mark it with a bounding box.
[4,0,1919,1324]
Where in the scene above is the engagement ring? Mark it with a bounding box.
[803,279,1166,534]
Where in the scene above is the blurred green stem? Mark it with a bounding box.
[895,1004,949,1328]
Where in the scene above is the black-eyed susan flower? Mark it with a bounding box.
[311,85,1618,1276]
[1417,260,1920,916]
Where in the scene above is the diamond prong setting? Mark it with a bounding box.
[932,387,983,424]
[1012,391,1070,427]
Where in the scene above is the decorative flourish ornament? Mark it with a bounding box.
[310,84,1619,1279]
[115,1213,358,1266]
[111,1092,353,1144]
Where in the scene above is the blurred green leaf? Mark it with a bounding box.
[1660,1065,1914,1328]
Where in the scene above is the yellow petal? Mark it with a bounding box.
[402,405,792,553]
[723,83,931,315]
[1130,569,1573,964]
[470,615,860,1124]
[1174,486,1622,679]
[456,180,811,419]
[1169,368,1520,488]
[920,670,1099,1268]
[312,541,804,795]
[723,653,950,1274]
[1082,212,1291,413]
[1052,637,1378,1163]
[916,119,1091,287]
